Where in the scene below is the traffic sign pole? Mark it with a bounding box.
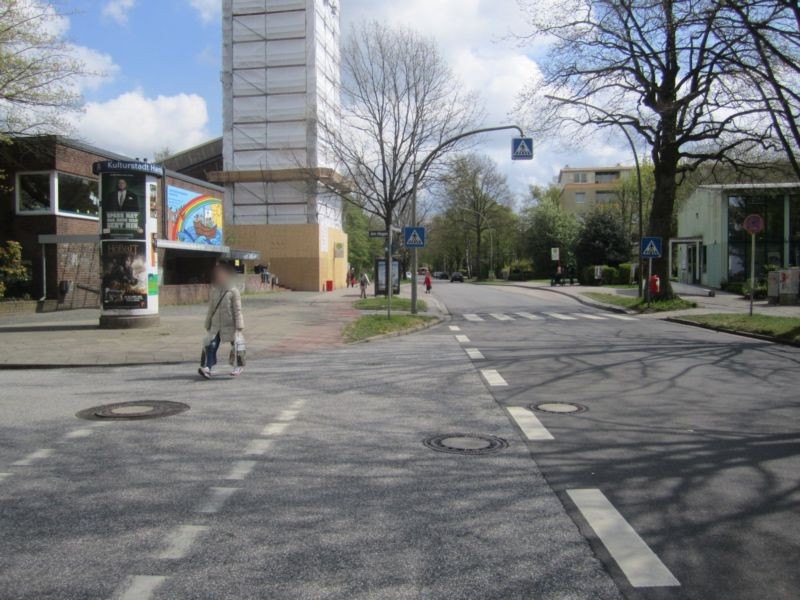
[750,232,756,317]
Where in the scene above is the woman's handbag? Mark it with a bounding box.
[229,331,246,367]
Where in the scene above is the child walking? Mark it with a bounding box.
[199,263,245,379]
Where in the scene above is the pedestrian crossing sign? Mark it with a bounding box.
[404,226,426,248]
[640,237,663,258]
[512,137,534,161]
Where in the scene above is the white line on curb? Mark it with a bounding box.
[567,489,680,588]
[225,460,257,481]
[575,313,607,320]
[64,428,93,440]
[156,525,209,560]
[275,410,300,422]
[196,487,239,514]
[261,422,290,436]
[290,399,307,409]
[12,449,52,466]
[507,407,554,441]
[481,369,508,387]
[112,575,168,600]
[545,313,577,321]
[244,439,274,456]
[604,314,638,321]
[515,312,543,320]
[464,314,484,322]
[455,335,470,343]
[465,348,485,360]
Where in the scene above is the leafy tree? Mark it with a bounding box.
[575,210,630,269]
[342,202,374,275]
[529,184,562,208]
[0,240,28,299]
[520,201,580,277]
[614,164,655,246]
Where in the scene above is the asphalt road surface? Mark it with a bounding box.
[0,282,797,599]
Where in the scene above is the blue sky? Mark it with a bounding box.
[60,0,630,196]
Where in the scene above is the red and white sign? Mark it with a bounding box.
[743,214,765,235]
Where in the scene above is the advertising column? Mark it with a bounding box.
[94,161,164,329]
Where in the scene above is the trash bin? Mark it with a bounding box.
[326,280,334,292]
[779,269,800,305]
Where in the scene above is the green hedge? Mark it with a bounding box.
[617,263,633,285]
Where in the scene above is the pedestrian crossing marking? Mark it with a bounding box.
[455,335,470,343]
[575,313,607,320]
[465,348,485,360]
[464,314,484,322]
[545,313,577,321]
[604,313,638,321]
[481,369,508,387]
[515,312,543,320]
[490,313,514,321]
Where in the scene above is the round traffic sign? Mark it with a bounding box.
[743,214,764,235]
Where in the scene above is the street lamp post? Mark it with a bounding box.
[410,125,525,314]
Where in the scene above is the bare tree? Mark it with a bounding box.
[0,0,89,142]
[517,0,780,297]
[440,154,512,279]
[318,22,481,311]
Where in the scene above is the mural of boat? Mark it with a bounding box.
[193,208,218,239]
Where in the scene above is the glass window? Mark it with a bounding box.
[596,191,615,204]
[574,192,586,204]
[57,173,99,217]
[572,172,587,183]
[17,173,52,212]
[789,194,800,266]
[595,171,620,184]
[727,193,786,281]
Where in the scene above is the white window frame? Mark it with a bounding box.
[575,192,586,204]
[15,171,55,215]
[54,171,100,221]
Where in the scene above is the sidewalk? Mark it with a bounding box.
[0,289,362,368]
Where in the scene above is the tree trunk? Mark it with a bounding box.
[648,148,679,299]
[475,224,483,280]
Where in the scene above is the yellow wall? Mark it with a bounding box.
[228,224,348,291]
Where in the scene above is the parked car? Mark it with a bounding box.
[436,271,449,280]
[450,272,464,282]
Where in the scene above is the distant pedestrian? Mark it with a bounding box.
[199,263,245,379]
[359,272,370,299]
[424,272,432,294]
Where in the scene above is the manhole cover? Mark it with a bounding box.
[76,401,190,421]
[531,402,587,415]
[423,433,508,455]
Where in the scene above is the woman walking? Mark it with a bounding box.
[199,263,245,379]
[424,271,433,294]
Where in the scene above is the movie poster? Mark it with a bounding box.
[101,241,149,310]
[101,173,146,238]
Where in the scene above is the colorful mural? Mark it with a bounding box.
[167,185,224,246]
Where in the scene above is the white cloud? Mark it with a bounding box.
[68,45,120,92]
[188,0,220,23]
[74,90,211,158]
[102,0,136,26]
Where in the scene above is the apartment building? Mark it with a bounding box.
[557,165,635,217]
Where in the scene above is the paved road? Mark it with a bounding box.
[436,281,800,600]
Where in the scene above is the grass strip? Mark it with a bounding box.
[583,292,697,312]
[343,314,437,342]
[679,313,800,344]
[353,297,427,312]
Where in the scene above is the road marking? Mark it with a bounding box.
[244,439,274,456]
[290,399,307,409]
[465,348,485,360]
[603,313,638,321]
[261,422,290,436]
[463,313,484,322]
[64,428,93,439]
[12,449,53,466]
[112,575,168,600]
[567,489,680,588]
[449,325,461,331]
[507,407,554,440]
[490,313,514,321]
[515,312,543,320]
[156,525,209,560]
[0,473,11,483]
[275,409,300,422]
[545,313,577,320]
[196,487,239,514]
[225,460,257,481]
[575,313,607,320]
[455,335,470,343]
[481,369,508,387]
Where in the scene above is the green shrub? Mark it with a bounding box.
[743,280,768,300]
[617,263,633,284]
[602,266,618,284]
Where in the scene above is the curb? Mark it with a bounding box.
[347,315,447,345]
[0,360,187,371]
[504,284,633,315]
[666,317,799,347]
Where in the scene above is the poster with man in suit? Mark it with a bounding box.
[101,174,146,238]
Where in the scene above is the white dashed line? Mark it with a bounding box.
[290,399,307,409]
[567,489,680,588]
[225,460,257,481]
[12,449,53,466]
[545,313,577,321]
[463,314,484,322]
[449,325,461,331]
[603,313,638,321]
[507,407,554,441]
[575,313,607,320]
[156,525,209,560]
[481,369,508,387]
[196,487,239,514]
[515,312,543,320]
[490,313,514,321]
[112,575,168,600]
[455,335,470,343]
[244,439,274,456]
[261,422,290,436]
[275,409,300,422]
[64,428,93,440]
[465,348,485,360]
[0,473,11,483]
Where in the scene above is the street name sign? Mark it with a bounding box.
[404,226,426,248]
[369,231,389,238]
[551,247,560,261]
[511,137,534,161]
[641,237,663,259]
